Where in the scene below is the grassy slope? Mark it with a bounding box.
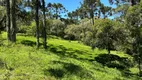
[0,32,141,80]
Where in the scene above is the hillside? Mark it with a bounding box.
[0,32,141,80]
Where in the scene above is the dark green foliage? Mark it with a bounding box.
[99,3,112,18]
[93,19,128,53]
[125,2,142,76]
[95,54,133,70]
[1,0,142,79]
[48,3,67,19]
[50,19,66,37]
[109,0,140,6]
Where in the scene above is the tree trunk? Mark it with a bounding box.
[107,32,110,55]
[104,14,106,19]
[98,10,101,19]
[137,28,142,77]
[0,15,6,26]
[56,8,58,19]
[90,10,94,25]
[35,0,40,48]
[42,0,47,49]
[6,0,11,41]
[92,17,94,25]
[138,56,142,76]
[107,41,111,54]
[11,0,16,42]
[108,48,110,54]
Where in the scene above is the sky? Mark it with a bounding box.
[46,0,116,12]
[45,0,116,19]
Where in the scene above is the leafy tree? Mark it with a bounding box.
[46,3,52,18]
[65,18,93,44]
[1,0,28,42]
[67,11,80,22]
[79,19,93,43]
[113,3,129,21]
[67,12,73,20]
[109,0,140,6]
[94,19,127,54]
[49,3,67,19]
[125,1,142,76]
[82,0,100,25]
[50,19,65,37]
[71,9,80,20]
[99,3,112,19]
[64,24,77,41]
[66,9,81,25]
[77,7,89,19]
[3,0,18,42]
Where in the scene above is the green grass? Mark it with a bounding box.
[0,32,141,80]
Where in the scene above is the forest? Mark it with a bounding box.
[0,0,142,80]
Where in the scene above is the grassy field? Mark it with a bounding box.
[0,32,141,80]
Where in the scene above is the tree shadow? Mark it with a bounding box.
[48,45,66,55]
[48,45,84,58]
[20,40,42,47]
[48,44,93,62]
[63,62,82,74]
[95,54,140,78]
[95,54,133,70]
[0,59,5,68]
[121,69,138,77]
[44,68,65,78]
[43,61,84,78]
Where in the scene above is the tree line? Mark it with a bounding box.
[0,0,142,76]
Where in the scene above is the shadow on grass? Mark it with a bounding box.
[94,54,138,77]
[95,54,133,70]
[21,40,42,47]
[52,61,82,74]
[44,68,65,78]
[48,44,86,58]
[43,61,93,79]
[48,44,95,62]
[0,59,5,68]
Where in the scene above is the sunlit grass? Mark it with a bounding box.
[0,32,141,80]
